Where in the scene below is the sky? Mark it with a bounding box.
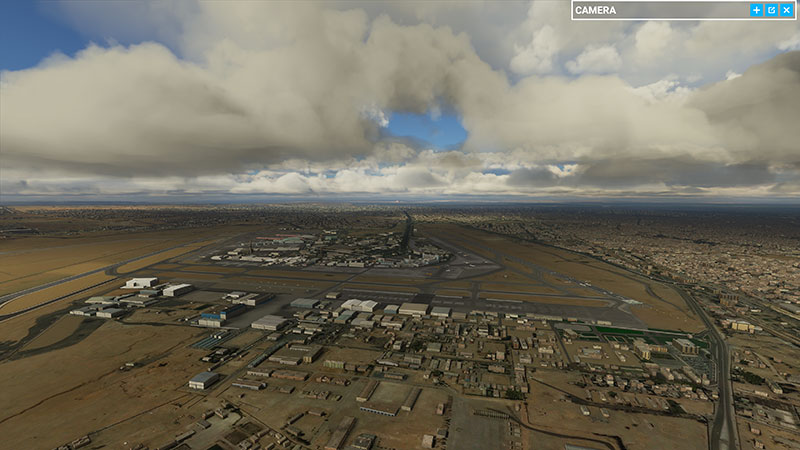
[1,0,799,202]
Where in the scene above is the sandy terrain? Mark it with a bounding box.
[0,320,207,449]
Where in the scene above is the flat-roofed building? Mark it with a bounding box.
[232,379,265,390]
[324,416,355,450]
[252,314,291,331]
[431,306,451,318]
[383,304,399,315]
[402,387,421,411]
[291,298,320,309]
[96,308,126,319]
[231,292,273,306]
[399,302,428,317]
[360,402,399,417]
[633,339,651,361]
[189,371,220,390]
[271,369,308,381]
[123,277,159,289]
[199,318,223,328]
[163,283,194,297]
[673,338,699,355]
[356,379,379,402]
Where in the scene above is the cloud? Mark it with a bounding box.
[566,45,622,74]
[1,1,799,200]
[510,25,560,75]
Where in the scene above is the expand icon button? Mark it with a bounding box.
[765,3,780,16]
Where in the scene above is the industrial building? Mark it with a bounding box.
[291,298,320,309]
[198,318,224,328]
[201,304,247,322]
[324,416,355,450]
[341,299,379,312]
[271,369,308,381]
[95,308,126,319]
[673,338,699,355]
[399,302,429,317]
[356,379,379,402]
[163,283,193,297]
[188,371,220,390]
[383,304,399,315]
[229,292,273,306]
[359,403,399,417]
[430,306,451,318]
[402,387,421,411]
[251,314,291,331]
[232,379,265,390]
[123,277,159,289]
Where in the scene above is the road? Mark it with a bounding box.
[678,288,739,450]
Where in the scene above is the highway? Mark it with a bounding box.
[678,288,739,450]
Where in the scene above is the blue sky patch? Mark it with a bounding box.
[385,111,467,150]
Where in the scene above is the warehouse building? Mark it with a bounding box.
[359,402,399,417]
[123,277,158,289]
[383,304,399,315]
[356,379,379,402]
[232,379,265,390]
[230,292,273,306]
[96,308,126,319]
[199,318,224,328]
[251,314,291,331]
[402,387,421,411]
[163,283,194,297]
[399,302,428,317]
[431,306,451,318]
[271,369,308,381]
[324,416,355,450]
[341,299,379,312]
[291,298,320,309]
[188,371,220,390]
[201,304,247,322]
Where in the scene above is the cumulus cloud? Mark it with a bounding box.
[566,45,622,74]
[1,1,799,200]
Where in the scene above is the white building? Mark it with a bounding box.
[188,371,220,390]
[163,283,194,297]
[123,277,159,289]
[342,299,378,313]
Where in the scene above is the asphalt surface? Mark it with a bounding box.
[679,288,738,450]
